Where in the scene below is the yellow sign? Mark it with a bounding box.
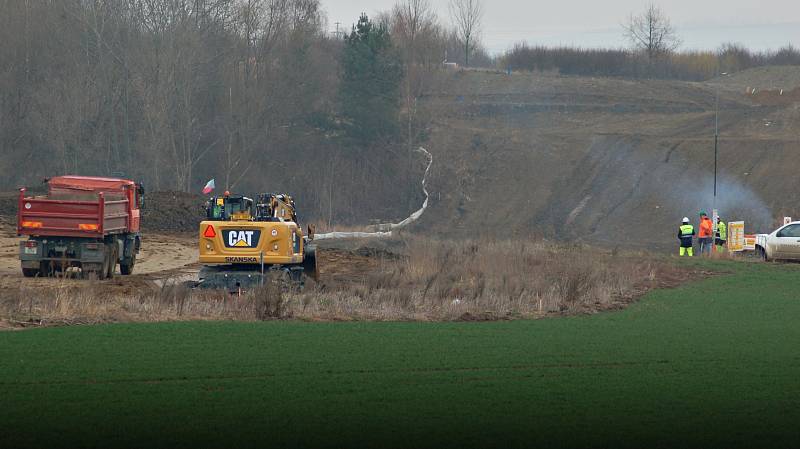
[744,235,757,251]
[728,221,745,252]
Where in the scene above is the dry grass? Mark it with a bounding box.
[298,239,678,321]
[707,249,736,261]
[0,277,289,327]
[0,238,689,327]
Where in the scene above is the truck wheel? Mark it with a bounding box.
[22,267,40,278]
[120,252,136,275]
[302,245,318,281]
[94,250,110,280]
[40,261,53,278]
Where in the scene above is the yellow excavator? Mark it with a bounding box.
[197,193,317,291]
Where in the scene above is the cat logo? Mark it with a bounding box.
[223,230,261,248]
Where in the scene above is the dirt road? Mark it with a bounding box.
[0,223,199,287]
[0,221,391,291]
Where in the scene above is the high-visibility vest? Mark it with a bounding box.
[699,218,713,237]
[717,221,727,240]
[680,224,694,237]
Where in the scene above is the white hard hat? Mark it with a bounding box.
[682,217,689,223]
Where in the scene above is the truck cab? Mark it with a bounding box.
[756,222,800,261]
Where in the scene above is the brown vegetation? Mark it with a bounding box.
[0,238,696,328]
[0,277,288,328]
[501,43,800,81]
[306,239,692,320]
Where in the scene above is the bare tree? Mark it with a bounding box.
[623,4,681,61]
[448,0,482,67]
[0,0,413,225]
[390,0,440,210]
[392,0,434,54]
[390,0,438,139]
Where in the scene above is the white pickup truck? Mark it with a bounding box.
[755,222,800,261]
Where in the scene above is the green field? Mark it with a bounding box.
[2,260,799,449]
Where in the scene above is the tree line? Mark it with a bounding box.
[501,43,800,81]
[0,0,489,225]
[501,4,800,81]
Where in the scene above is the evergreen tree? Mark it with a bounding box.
[339,14,404,143]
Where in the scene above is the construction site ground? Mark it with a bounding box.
[0,219,383,292]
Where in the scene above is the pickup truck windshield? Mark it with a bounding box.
[777,224,800,238]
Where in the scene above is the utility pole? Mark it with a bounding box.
[334,22,341,39]
[24,0,30,82]
[714,82,719,199]
[713,73,729,205]
[713,71,729,248]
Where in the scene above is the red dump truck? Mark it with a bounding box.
[17,176,144,279]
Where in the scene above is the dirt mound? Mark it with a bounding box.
[141,191,205,233]
[0,193,17,226]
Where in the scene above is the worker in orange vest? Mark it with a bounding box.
[698,211,713,255]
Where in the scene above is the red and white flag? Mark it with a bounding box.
[202,179,215,195]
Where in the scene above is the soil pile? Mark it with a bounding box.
[0,193,18,226]
[141,191,206,233]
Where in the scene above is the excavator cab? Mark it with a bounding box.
[206,195,254,221]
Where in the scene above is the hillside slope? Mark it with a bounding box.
[418,67,800,250]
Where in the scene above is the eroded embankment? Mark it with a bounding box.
[421,69,800,249]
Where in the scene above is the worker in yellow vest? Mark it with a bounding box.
[715,217,727,252]
[678,217,695,257]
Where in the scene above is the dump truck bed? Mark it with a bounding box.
[17,189,132,238]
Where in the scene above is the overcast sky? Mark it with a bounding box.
[321,0,800,53]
